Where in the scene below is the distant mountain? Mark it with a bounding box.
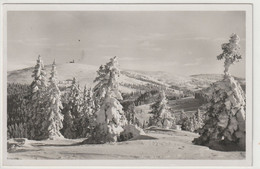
[131,71,245,92]
[7,63,245,93]
[7,63,171,94]
[8,63,97,86]
[189,74,245,91]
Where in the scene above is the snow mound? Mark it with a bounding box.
[118,124,146,142]
[7,138,32,152]
[124,124,145,137]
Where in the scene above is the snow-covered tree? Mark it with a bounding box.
[193,34,246,151]
[149,90,175,129]
[122,101,136,124]
[69,78,82,119]
[217,33,242,76]
[28,55,48,140]
[62,77,83,139]
[31,55,47,93]
[190,118,196,132]
[7,84,31,139]
[80,85,94,138]
[92,65,108,109]
[61,108,75,138]
[41,60,64,139]
[194,109,204,129]
[89,56,127,143]
[82,85,94,114]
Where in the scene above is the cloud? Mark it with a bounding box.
[120,33,166,42]
[213,37,227,42]
[120,57,142,61]
[151,47,163,52]
[9,38,49,43]
[174,36,211,41]
[139,41,154,48]
[193,37,211,40]
[187,51,193,55]
[138,41,163,52]
[155,61,178,67]
[183,57,202,67]
[136,33,166,41]
[9,38,51,47]
[213,37,245,42]
[183,62,199,66]
[97,44,119,48]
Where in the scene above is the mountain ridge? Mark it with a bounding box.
[7,63,245,93]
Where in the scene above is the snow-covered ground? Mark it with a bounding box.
[7,63,171,94]
[7,129,245,160]
[8,63,245,95]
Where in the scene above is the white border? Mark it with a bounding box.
[0,1,257,168]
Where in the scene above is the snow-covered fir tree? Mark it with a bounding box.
[30,55,47,94]
[41,60,64,140]
[82,86,94,114]
[190,116,196,132]
[62,77,83,139]
[193,34,246,150]
[194,109,204,129]
[217,33,242,76]
[149,90,175,129]
[122,101,136,125]
[61,108,74,138]
[89,56,127,143]
[28,55,48,140]
[80,85,94,138]
[179,111,201,132]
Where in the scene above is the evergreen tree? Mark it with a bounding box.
[82,86,94,114]
[180,111,198,132]
[194,109,204,129]
[90,56,127,143]
[41,60,64,139]
[28,55,48,140]
[31,55,47,93]
[122,101,136,124]
[7,83,31,139]
[80,85,94,137]
[217,33,242,76]
[193,34,246,150]
[149,90,175,128]
[62,77,83,138]
[188,116,195,132]
[62,108,75,138]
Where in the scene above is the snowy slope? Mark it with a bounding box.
[7,130,244,160]
[8,63,244,93]
[7,63,169,93]
[133,71,245,92]
[8,63,97,86]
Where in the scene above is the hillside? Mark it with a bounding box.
[7,63,171,94]
[7,63,245,94]
[8,63,97,87]
[132,70,245,92]
[133,96,205,125]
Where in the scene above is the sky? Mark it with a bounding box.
[7,11,246,77]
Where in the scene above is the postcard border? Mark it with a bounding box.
[0,1,256,168]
